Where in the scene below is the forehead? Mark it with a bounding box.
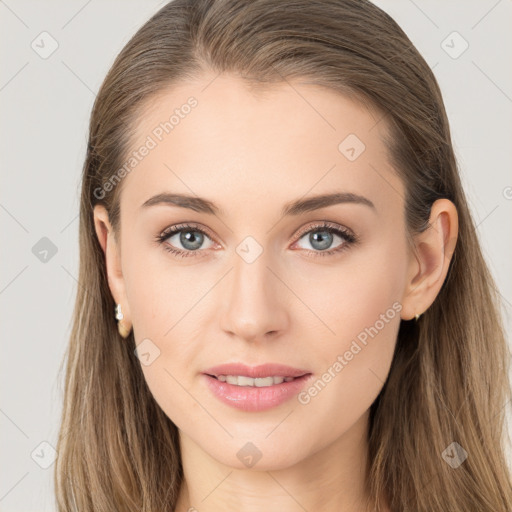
[119,72,403,217]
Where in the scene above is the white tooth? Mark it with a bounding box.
[254,377,275,387]
[237,376,255,386]
[221,375,293,387]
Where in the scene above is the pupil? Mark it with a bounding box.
[311,231,332,251]
[181,231,203,250]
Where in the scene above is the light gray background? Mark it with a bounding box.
[1,1,511,510]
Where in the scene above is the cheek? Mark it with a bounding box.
[122,236,206,337]
[293,236,405,416]
[298,312,399,441]
[299,232,407,351]
[124,264,202,427]
[121,245,210,421]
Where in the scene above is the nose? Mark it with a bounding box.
[219,250,289,343]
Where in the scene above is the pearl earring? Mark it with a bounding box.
[415,313,422,321]
[115,303,131,338]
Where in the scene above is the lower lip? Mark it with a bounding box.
[202,373,313,412]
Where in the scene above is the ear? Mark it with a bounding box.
[93,204,132,330]
[401,198,459,320]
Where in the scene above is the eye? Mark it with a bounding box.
[291,221,357,257]
[155,223,216,258]
[155,221,358,259]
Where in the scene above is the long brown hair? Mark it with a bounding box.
[54,1,512,510]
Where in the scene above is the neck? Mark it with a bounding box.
[174,411,385,512]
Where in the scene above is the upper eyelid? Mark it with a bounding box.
[293,221,353,239]
[160,221,353,246]
[160,222,213,240]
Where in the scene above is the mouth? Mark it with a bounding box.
[202,362,312,384]
[204,373,309,387]
[202,371,314,412]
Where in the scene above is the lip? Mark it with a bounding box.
[202,362,311,379]
[201,363,313,412]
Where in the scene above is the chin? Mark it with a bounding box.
[205,437,310,472]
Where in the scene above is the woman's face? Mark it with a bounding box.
[99,72,417,469]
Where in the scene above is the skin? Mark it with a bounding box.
[94,72,458,512]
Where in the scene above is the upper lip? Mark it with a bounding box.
[203,363,311,379]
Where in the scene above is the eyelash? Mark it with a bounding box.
[155,221,358,259]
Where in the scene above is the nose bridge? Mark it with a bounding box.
[220,238,287,340]
[232,241,270,298]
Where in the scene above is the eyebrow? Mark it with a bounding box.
[140,191,376,216]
